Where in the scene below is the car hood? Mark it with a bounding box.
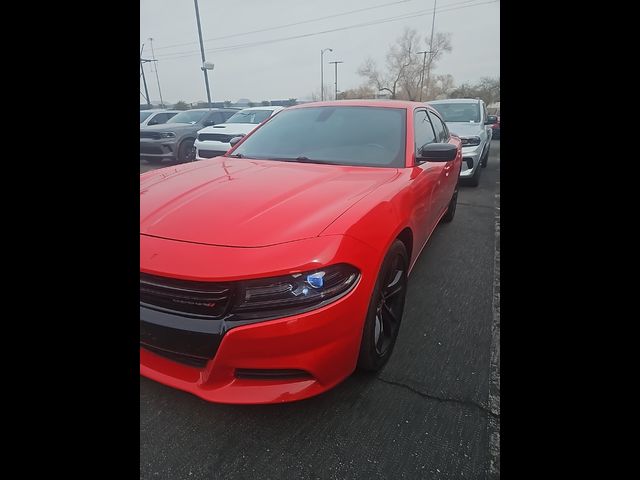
[445,122,484,138]
[140,157,398,247]
[198,123,259,136]
[142,123,201,133]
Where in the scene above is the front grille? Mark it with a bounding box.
[140,320,221,368]
[140,272,234,318]
[141,344,209,368]
[140,132,162,139]
[140,144,163,154]
[198,133,234,142]
[198,149,227,158]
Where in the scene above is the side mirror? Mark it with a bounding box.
[147,119,158,126]
[486,115,497,125]
[417,143,458,163]
[229,136,244,147]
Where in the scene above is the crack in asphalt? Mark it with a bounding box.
[375,376,499,419]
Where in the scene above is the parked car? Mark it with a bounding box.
[427,98,492,186]
[486,114,500,139]
[140,100,462,404]
[194,106,285,160]
[140,108,239,164]
[140,109,180,127]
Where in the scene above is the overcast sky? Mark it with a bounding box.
[140,0,499,104]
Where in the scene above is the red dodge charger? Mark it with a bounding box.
[140,100,462,404]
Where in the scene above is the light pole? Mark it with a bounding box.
[193,0,212,109]
[320,48,333,101]
[329,61,343,100]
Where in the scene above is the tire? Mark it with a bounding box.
[463,162,481,187]
[481,145,490,168]
[177,139,196,163]
[357,240,409,372]
[440,181,459,223]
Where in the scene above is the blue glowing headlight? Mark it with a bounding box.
[306,271,326,288]
[233,264,360,320]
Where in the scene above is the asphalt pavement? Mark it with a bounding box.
[140,140,501,479]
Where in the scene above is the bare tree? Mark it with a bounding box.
[358,27,452,101]
[422,32,452,100]
[429,74,455,99]
[449,77,500,105]
[337,85,377,100]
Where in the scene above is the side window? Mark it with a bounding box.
[147,114,160,126]
[414,109,436,155]
[428,111,448,142]
[203,113,221,126]
[152,113,171,124]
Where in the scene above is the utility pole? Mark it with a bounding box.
[320,48,333,101]
[329,61,343,100]
[424,0,437,101]
[148,37,164,108]
[417,50,429,102]
[140,44,151,108]
[193,0,212,109]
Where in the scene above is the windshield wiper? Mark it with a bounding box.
[228,153,243,158]
[288,156,334,165]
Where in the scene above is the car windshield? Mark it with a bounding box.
[430,103,480,123]
[167,110,207,124]
[225,110,273,124]
[230,106,406,168]
[140,111,153,123]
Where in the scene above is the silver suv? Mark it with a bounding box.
[427,99,492,186]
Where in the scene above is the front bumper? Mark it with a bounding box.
[139,234,381,404]
[140,138,178,161]
[194,139,230,160]
[459,145,483,177]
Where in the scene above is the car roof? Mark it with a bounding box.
[235,106,285,112]
[184,108,239,112]
[289,99,430,110]
[428,98,482,104]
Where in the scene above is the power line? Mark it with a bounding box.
[155,0,497,62]
[150,0,413,53]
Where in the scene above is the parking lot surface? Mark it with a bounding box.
[140,141,500,479]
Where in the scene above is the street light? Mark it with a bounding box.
[320,48,332,101]
[328,60,343,100]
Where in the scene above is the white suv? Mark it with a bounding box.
[427,99,492,186]
[194,106,285,160]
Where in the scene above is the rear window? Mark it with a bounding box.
[430,103,480,123]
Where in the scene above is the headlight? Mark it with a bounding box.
[460,136,481,147]
[160,132,176,138]
[231,263,360,320]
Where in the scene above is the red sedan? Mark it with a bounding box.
[140,100,462,404]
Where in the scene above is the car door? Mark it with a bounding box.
[410,108,444,247]
[427,110,458,214]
